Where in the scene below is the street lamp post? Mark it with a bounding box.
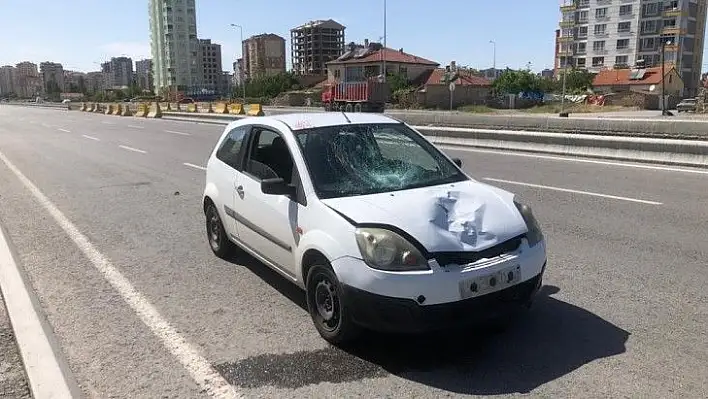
[230,23,246,104]
[489,40,496,78]
[382,0,387,83]
[661,39,672,116]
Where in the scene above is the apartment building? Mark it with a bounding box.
[86,71,106,93]
[232,59,244,86]
[64,71,86,92]
[101,57,133,89]
[198,39,222,92]
[39,62,65,92]
[557,0,707,94]
[0,66,15,95]
[14,62,41,97]
[149,0,200,94]
[242,33,286,79]
[136,59,154,91]
[291,19,345,76]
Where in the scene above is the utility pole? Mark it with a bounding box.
[382,0,387,83]
[489,40,496,78]
[230,24,246,104]
[661,39,671,116]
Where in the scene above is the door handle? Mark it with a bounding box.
[236,185,244,197]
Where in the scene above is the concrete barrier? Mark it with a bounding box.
[147,102,162,118]
[104,104,113,115]
[134,103,149,117]
[228,103,245,115]
[120,104,133,116]
[214,102,228,114]
[186,103,197,113]
[112,104,122,116]
[247,104,264,116]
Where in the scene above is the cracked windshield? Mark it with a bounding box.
[0,0,706,398]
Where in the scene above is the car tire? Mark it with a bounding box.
[205,202,234,259]
[306,264,360,345]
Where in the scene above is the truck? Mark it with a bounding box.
[321,79,390,113]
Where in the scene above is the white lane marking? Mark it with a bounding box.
[165,130,190,136]
[82,135,100,141]
[483,177,663,205]
[0,226,77,398]
[183,162,206,171]
[440,145,708,176]
[118,145,147,154]
[128,125,145,129]
[58,128,71,133]
[0,150,242,398]
[101,121,114,125]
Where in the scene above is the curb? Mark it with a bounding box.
[0,218,82,399]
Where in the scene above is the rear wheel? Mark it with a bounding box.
[205,202,234,259]
[306,264,360,345]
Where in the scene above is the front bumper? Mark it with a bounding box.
[341,264,544,334]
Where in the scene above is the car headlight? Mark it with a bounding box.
[354,228,429,271]
[514,200,544,247]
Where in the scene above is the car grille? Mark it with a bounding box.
[432,235,523,267]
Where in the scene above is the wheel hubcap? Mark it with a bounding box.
[208,209,220,247]
[314,277,339,331]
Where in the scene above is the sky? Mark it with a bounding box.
[0,0,565,74]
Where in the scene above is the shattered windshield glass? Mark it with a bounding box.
[295,123,467,199]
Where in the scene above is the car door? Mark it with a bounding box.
[211,124,249,239]
[233,126,304,278]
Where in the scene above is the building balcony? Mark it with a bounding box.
[558,35,575,43]
[664,44,679,52]
[559,20,576,28]
[560,3,576,12]
[663,9,684,17]
[558,49,575,56]
[661,27,684,35]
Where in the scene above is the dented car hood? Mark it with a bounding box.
[321,180,528,253]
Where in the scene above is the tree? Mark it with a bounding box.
[492,70,542,94]
[235,72,299,99]
[557,69,595,93]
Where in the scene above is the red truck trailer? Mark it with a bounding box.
[321,80,390,113]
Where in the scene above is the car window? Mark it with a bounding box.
[216,126,247,169]
[295,123,467,199]
[244,128,295,184]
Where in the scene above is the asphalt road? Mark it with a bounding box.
[0,106,706,398]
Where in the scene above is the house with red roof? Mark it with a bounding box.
[415,66,492,108]
[592,64,683,96]
[325,41,439,84]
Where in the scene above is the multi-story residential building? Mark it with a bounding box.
[86,71,107,94]
[557,0,707,94]
[63,70,87,92]
[101,57,133,89]
[149,0,200,94]
[14,62,42,98]
[0,66,15,96]
[198,39,222,92]
[39,62,65,92]
[135,59,154,91]
[232,59,244,86]
[291,19,345,76]
[242,33,286,79]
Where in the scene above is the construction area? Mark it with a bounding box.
[290,19,346,76]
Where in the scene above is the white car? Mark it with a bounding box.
[202,112,547,344]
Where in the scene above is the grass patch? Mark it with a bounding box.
[458,105,499,113]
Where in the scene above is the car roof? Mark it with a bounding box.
[272,112,402,130]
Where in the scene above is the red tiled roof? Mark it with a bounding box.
[592,64,677,86]
[423,69,492,86]
[327,47,439,66]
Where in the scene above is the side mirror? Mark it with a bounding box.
[452,158,463,167]
[261,178,295,196]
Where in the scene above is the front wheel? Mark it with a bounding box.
[306,264,360,345]
[205,202,234,259]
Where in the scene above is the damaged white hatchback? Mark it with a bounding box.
[202,112,547,345]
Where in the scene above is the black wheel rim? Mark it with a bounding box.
[206,206,221,250]
[313,272,340,332]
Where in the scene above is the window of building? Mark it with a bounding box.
[615,55,629,65]
[595,8,608,18]
[619,5,632,15]
[642,2,659,17]
[577,42,587,53]
[641,20,657,34]
[641,37,657,50]
[593,41,605,51]
[594,24,607,35]
[618,21,631,32]
[576,58,586,67]
[616,39,630,49]
[663,19,677,27]
[592,57,604,67]
[665,1,679,11]
[578,26,588,37]
[579,10,589,22]
[578,0,589,6]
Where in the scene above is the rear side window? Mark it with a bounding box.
[216,126,247,169]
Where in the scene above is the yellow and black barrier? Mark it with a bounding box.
[147,102,162,118]
[134,103,148,117]
[121,104,132,116]
[247,104,264,116]
[228,103,245,115]
[104,104,113,115]
[186,103,197,113]
[214,102,228,113]
[112,104,122,116]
